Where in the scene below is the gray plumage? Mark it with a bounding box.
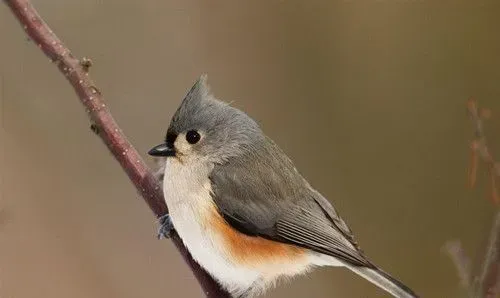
[158,75,418,298]
[209,137,370,267]
[168,77,262,164]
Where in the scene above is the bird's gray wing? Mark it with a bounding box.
[209,140,372,267]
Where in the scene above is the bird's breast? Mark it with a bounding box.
[162,157,313,295]
[162,157,261,293]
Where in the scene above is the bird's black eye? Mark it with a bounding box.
[186,130,201,144]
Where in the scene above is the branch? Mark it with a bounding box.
[3,1,229,297]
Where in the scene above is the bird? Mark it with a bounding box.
[148,75,418,298]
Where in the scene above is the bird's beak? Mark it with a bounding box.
[148,143,176,157]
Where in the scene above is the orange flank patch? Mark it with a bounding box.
[207,204,307,268]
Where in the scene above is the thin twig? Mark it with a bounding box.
[473,212,500,297]
[3,0,229,296]
[443,241,471,288]
[468,99,500,296]
[446,99,500,297]
[468,98,500,296]
[467,98,500,203]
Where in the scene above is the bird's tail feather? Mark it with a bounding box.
[347,266,418,298]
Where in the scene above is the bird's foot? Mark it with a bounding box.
[157,214,174,240]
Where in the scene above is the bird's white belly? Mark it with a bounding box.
[163,157,261,295]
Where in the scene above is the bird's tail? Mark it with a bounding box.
[347,266,418,298]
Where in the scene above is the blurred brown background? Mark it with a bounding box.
[1,1,500,297]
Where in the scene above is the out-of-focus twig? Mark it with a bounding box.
[443,241,471,288]
[445,99,500,298]
[3,0,229,296]
[473,212,500,298]
[467,98,500,203]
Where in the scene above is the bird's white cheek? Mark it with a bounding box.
[174,134,193,156]
[174,133,206,161]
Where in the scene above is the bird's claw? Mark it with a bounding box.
[157,214,174,240]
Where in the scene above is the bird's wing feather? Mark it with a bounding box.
[209,139,371,267]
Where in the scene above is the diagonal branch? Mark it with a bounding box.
[3,0,229,297]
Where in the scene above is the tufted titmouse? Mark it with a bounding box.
[148,75,418,298]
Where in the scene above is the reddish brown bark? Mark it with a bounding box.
[3,0,230,296]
